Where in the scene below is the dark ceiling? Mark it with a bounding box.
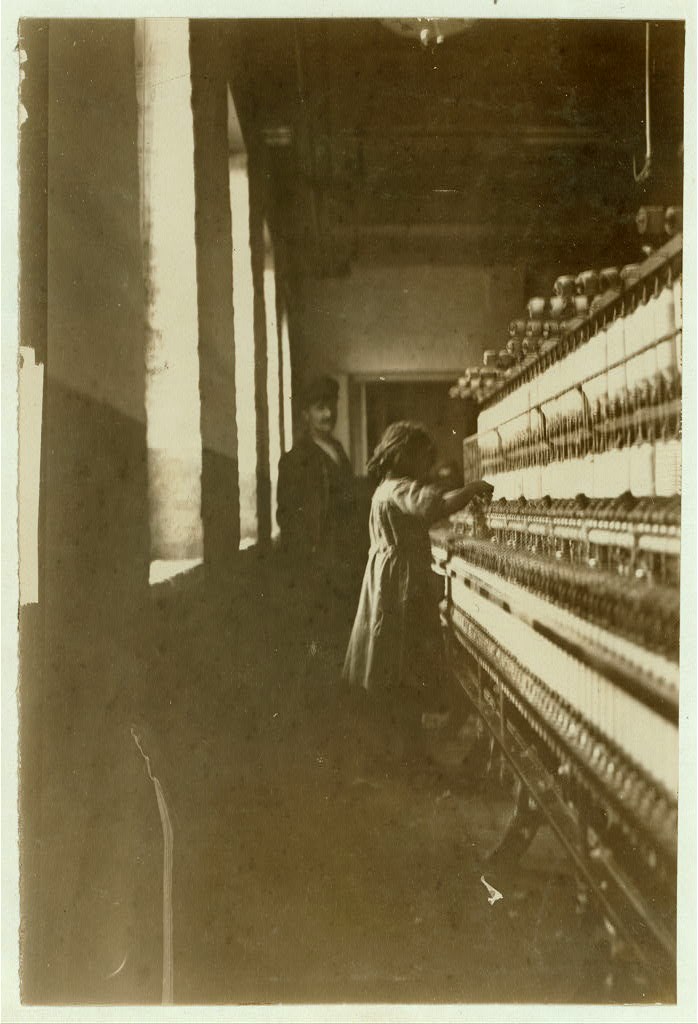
[228,19,685,277]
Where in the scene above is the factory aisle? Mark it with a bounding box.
[22,549,658,1007]
[117,555,639,1007]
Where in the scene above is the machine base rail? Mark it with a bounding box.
[445,630,676,986]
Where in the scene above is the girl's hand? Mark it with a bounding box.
[440,480,494,516]
[470,480,494,501]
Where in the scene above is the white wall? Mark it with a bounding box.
[294,260,525,454]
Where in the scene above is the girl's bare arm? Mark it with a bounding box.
[441,480,494,516]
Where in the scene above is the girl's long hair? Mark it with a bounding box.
[366,421,436,484]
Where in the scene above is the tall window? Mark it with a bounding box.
[264,258,282,538]
[227,90,292,550]
[229,155,258,550]
[18,347,44,605]
[136,18,204,585]
[280,311,294,454]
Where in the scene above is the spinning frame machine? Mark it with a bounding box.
[432,230,683,984]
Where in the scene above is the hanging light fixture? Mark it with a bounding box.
[381,18,476,48]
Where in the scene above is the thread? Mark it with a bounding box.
[131,728,174,1004]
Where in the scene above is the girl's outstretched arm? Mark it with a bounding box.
[441,480,494,516]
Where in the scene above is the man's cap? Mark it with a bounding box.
[302,375,339,409]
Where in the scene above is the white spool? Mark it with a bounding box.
[672,275,682,372]
[603,446,631,498]
[630,439,656,497]
[606,316,627,405]
[655,437,681,497]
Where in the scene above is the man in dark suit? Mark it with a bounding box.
[277,375,354,570]
[276,375,361,686]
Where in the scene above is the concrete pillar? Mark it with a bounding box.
[27,20,156,1002]
[135,18,203,569]
[18,20,48,367]
[264,255,282,537]
[229,152,258,549]
[17,29,49,985]
[190,22,240,565]
[280,309,294,454]
[44,19,151,620]
[250,153,272,546]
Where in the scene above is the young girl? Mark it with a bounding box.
[342,422,493,727]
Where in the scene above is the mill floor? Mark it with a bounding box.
[19,554,665,1007]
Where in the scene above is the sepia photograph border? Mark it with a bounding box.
[2,0,696,1021]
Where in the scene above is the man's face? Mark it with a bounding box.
[304,400,337,436]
